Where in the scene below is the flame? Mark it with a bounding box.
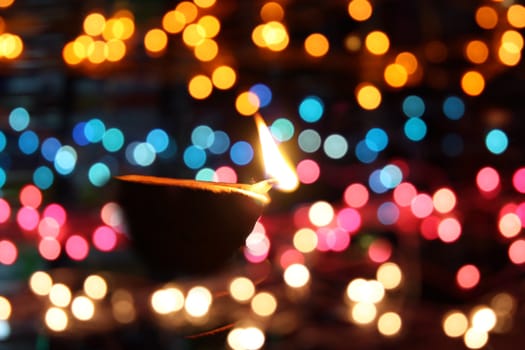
[254,113,299,192]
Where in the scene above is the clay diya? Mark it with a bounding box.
[115,174,273,280]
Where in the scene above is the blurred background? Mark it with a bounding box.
[0,0,524,349]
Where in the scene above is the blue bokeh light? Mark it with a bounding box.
[192,125,214,149]
[102,128,125,152]
[271,118,295,142]
[72,122,89,146]
[404,118,427,141]
[33,166,54,190]
[209,130,230,155]
[133,142,156,166]
[18,130,39,155]
[380,164,403,189]
[54,146,77,175]
[88,162,111,187]
[41,137,62,162]
[230,141,254,166]
[249,83,272,108]
[485,129,508,155]
[402,95,425,118]
[377,202,400,225]
[443,96,465,120]
[183,145,207,169]
[146,128,169,153]
[195,168,215,181]
[369,169,388,194]
[298,96,324,123]
[84,118,106,143]
[365,128,388,152]
[323,134,348,159]
[9,107,30,131]
[355,140,378,164]
[0,131,6,152]
[0,168,5,188]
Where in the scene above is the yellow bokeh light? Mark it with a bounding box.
[71,296,95,321]
[463,328,488,349]
[112,289,136,324]
[498,45,521,66]
[348,0,373,22]
[377,312,402,336]
[346,279,385,303]
[176,1,199,24]
[184,286,212,318]
[384,63,408,88]
[262,21,289,51]
[194,38,218,62]
[73,35,93,59]
[0,33,23,59]
[162,10,186,34]
[461,71,485,96]
[84,274,108,300]
[308,201,334,227]
[443,310,469,338]
[351,302,377,325]
[283,263,310,288]
[471,306,497,332]
[103,18,121,41]
[252,24,266,48]
[501,30,524,53]
[490,293,516,316]
[106,39,126,62]
[365,30,389,55]
[228,326,265,350]
[211,65,237,90]
[29,271,53,296]
[87,40,107,64]
[0,296,11,320]
[144,28,168,53]
[0,0,15,8]
[151,287,185,314]
[229,277,255,303]
[251,291,277,317]
[83,12,106,37]
[498,213,521,238]
[475,6,498,30]
[188,74,213,99]
[304,33,330,58]
[198,15,221,38]
[376,262,402,290]
[235,91,260,116]
[465,40,489,64]
[116,17,134,40]
[507,4,525,29]
[356,83,381,110]
[344,34,361,52]
[182,23,206,47]
[395,52,418,74]
[45,307,68,332]
[293,228,318,253]
[261,2,284,22]
[194,0,216,9]
[49,283,72,308]
[433,187,456,214]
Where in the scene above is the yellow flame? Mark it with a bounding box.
[255,113,299,192]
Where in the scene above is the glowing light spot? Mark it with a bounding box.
[376,262,402,290]
[411,193,434,218]
[443,96,465,120]
[351,302,377,324]
[377,312,402,336]
[380,164,402,189]
[144,28,168,54]
[395,51,418,74]
[433,188,456,214]
[471,307,497,332]
[299,96,324,123]
[402,95,425,118]
[508,239,525,264]
[83,12,105,36]
[309,201,334,227]
[284,263,310,288]
[112,290,136,324]
[198,15,220,38]
[209,130,230,154]
[344,183,369,208]
[0,320,9,340]
[369,169,388,194]
[384,63,408,88]
[393,182,417,207]
[102,128,125,152]
[346,279,385,304]
[194,38,218,61]
[465,40,489,64]
[438,217,462,243]
[84,275,107,300]
[29,271,53,296]
[162,10,185,34]
[54,145,77,175]
[84,119,105,143]
[132,142,156,166]
[443,311,468,337]
[356,83,381,110]
[244,227,270,263]
[49,283,71,307]
[298,129,321,153]
[236,91,260,116]
[213,166,237,183]
[0,240,16,265]
[0,199,9,224]
[229,277,255,303]
[71,296,95,321]
[230,141,254,166]
[185,286,212,317]
[513,168,525,193]
[304,33,329,57]
[17,206,39,231]
[368,238,392,263]
[45,307,68,332]
[475,6,498,29]
[499,213,521,238]
[183,145,206,169]
[88,162,111,187]
[404,118,427,141]
[0,297,10,321]
[348,0,373,21]
[227,326,265,350]
[323,134,348,159]
[18,130,39,155]
[461,71,485,96]
[251,291,277,317]
[65,235,89,261]
[485,129,508,155]
[296,159,320,185]
[377,202,399,226]
[39,238,61,260]
[151,287,185,314]
[365,31,389,55]
[188,74,213,100]
[365,128,388,152]
[9,107,30,132]
[43,204,67,227]
[293,228,318,253]
[261,21,289,51]
[260,2,284,22]
[270,118,294,142]
[38,217,60,238]
[476,167,500,193]
[183,23,206,47]
[92,225,117,252]
[456,264,480,289]
[507,4,525,28]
